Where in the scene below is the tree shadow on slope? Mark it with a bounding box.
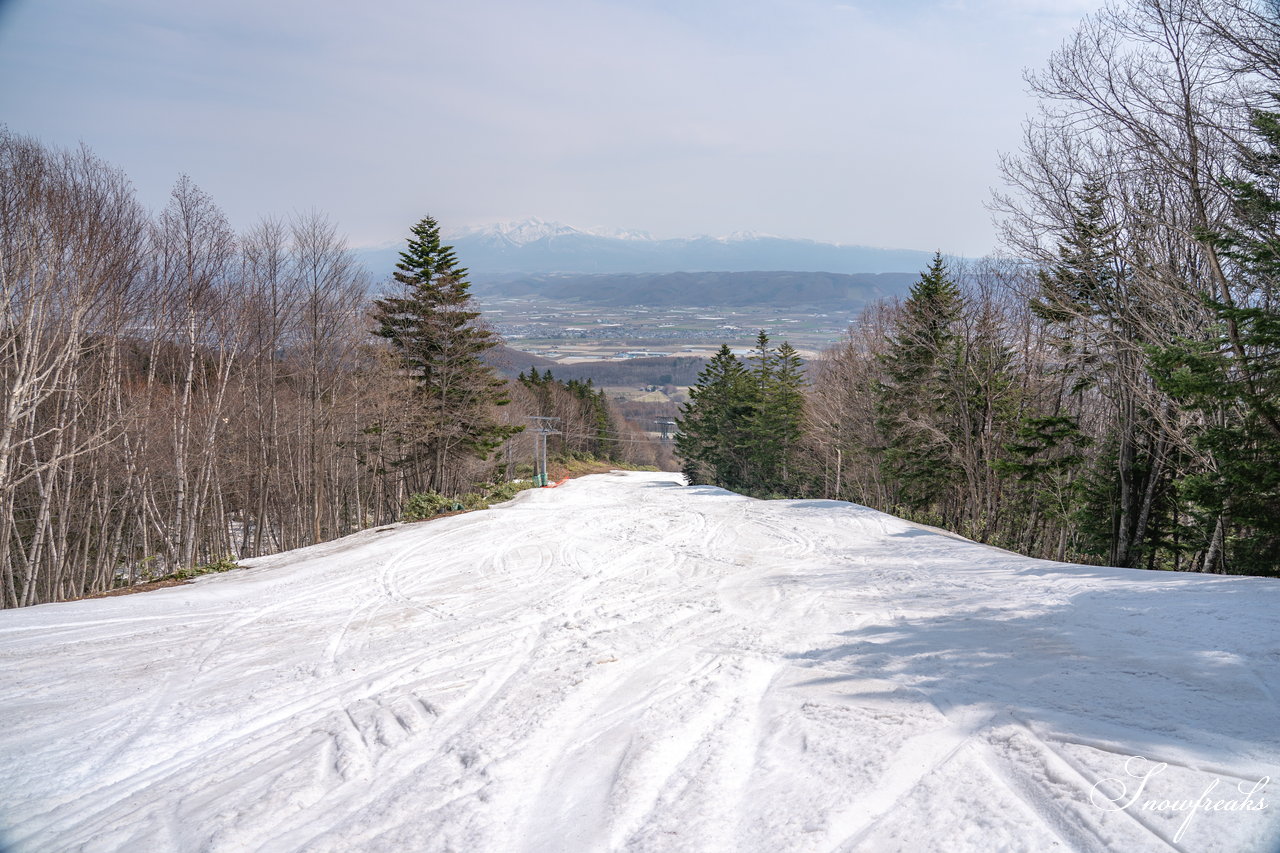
[786,569,1280,763]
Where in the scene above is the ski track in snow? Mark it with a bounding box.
[2,472,1279,852]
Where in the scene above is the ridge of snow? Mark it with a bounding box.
[448,218,656,246]
[721,229,784,242]
[578,225,655,241]
[448,217,583,246]
[448,220,805,246]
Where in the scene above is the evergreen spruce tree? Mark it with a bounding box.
[591,385,617,459]
[876,253,963,515]
[995,413,1092,559]
[1032,182,1118,354]
[748,335,806,492]
[749,329,776,392]
[996,193,1110,555]
[566,378,617,459]
[675,345,752,488]
[772,341,807,478]
[520,366,554,416]
[677,337,806,495]
[371,216,519,491]
[744,331,777,492]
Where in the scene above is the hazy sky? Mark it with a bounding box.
[0,0,1100,255]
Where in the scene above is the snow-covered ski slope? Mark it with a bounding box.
[2,472,1278,852]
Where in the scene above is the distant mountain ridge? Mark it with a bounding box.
[450,218,656,246]
[473,270,916,309]
[356,219,937,278]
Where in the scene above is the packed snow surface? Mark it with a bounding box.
[2,472,1279,852]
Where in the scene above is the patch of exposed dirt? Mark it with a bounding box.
[75,578,193,600]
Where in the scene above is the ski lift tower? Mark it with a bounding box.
[525,416,561,485]
[654,419,677,441]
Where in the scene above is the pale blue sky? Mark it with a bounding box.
[0,0,1099,255]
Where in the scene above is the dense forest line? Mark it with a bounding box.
[0,137,662,607]
[679,0,1280,576]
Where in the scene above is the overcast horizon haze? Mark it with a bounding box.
[0,0,1101,259]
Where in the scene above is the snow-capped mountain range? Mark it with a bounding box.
[357,218,937,279]
[447,218,656,246]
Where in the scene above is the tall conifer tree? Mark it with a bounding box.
[676,345,753,488]
[371,216,518,491]
[876,253,963,514]
[747,334,806,491]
